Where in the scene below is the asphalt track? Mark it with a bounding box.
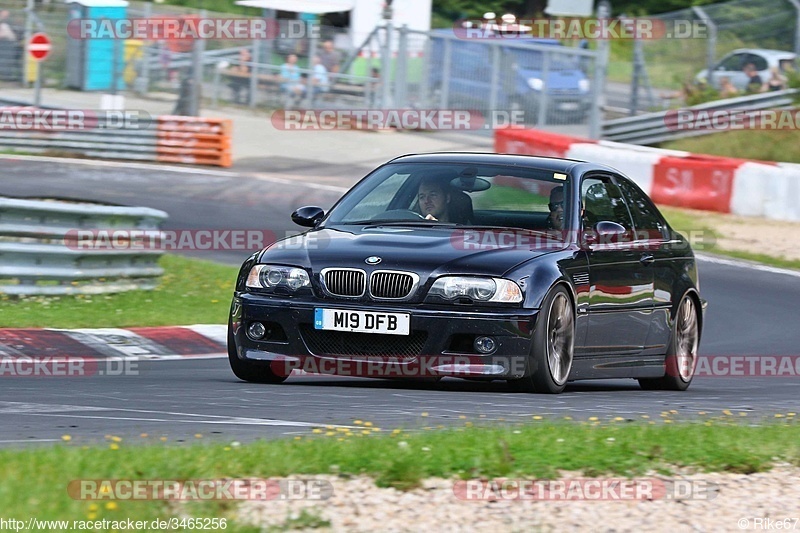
[1,156,798,446]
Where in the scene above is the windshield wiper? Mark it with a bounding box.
[341,220,460,227]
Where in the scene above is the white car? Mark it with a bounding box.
[695,48,796,90]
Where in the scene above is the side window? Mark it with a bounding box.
[615,179,668,240]
[718,53,743,71]
[747,54,768,72]
[581,177,634,230]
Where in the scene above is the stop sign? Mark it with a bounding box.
[29,33,51,61]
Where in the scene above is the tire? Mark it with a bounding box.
[228,323,288,384]
[638,295,699,391]
[508,285,575,394]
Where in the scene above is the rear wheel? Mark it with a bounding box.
[638,295,699,391]
[508,286,574,394]
[228,323,288,384]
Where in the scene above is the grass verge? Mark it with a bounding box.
[660,130,800,165]
[659,206,800,270]
[0,254,237,328]
[1,421,798,524]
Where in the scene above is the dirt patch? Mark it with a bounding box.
[236,467,800,532]
[664,207,800,262]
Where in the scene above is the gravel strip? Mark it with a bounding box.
[235,467,800,532]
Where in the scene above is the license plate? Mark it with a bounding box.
[314,309,410,336]
[559,102,580,111]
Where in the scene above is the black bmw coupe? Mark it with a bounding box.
[228,153,705,393]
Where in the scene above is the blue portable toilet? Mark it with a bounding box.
[65,0,129,91]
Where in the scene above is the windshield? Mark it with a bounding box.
[323,162,571,232]
[507,48,581,71]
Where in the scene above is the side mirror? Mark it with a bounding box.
[596,220,626,236]
[583,221,626,249]
[291,206,325,228]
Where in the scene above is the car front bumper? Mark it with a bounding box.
[231,293,540,380]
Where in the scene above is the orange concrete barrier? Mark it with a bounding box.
[155,116,232,167]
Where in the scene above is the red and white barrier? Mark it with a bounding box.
[495,129,800,221]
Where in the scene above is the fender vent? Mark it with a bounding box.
[572,272,589,286]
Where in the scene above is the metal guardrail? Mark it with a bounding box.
[601,89,798,145]
[0,107,233,166]
[0,197,168,295]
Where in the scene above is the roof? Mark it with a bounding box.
[66,0,128,6]
[729,48,797,59]
[387,152,588,173]
[233,0,354,13]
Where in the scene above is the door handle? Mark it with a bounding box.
[640,254,655,265]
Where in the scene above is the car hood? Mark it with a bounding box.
[517,66,585,90]
[259,226,563,278]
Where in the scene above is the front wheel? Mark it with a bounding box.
[638,295,699,391]
[228,323,288,384]
[508,285,574,394]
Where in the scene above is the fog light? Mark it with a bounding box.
[474,336,497,354]
[247,321,266,340]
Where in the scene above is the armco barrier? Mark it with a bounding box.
[495,128,800,221]
[0,110,232,168]
[0,197,169,295]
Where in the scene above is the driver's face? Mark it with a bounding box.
[549,189,564,230]
[418,183,448,219]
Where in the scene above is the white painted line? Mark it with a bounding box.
[0,439,61,444]
[250,172,348,194]
[0,154,348,193]
[0,153,241,177]
[22,405,361,429]
[696,253,800,279]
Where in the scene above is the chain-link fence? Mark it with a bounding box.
[351,25,600,135]
[1,1,599,136]
[617,0,800,114]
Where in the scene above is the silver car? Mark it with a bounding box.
[695,48,797,90]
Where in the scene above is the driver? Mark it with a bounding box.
[417,178,452,222]
[547,185,565,230]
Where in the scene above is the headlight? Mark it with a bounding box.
[578,79,590,92]
[246,264,310,291]
[527,78,544,91]
[428,276,523,303]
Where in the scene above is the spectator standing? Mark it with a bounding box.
[369,67,381,107]
[765,67,788,92]
[0,10,20,81]
[0,10,17,41]
[319,40,341,74]
[743,63,764,93]
[228,48,251,104]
